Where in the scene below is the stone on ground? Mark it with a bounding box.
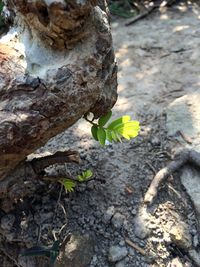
[108,245,128,263]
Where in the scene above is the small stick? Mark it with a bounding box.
[126,0,178,26]
[125,238,146,256]
[145,161,157,175]
[178,130,193,144]
[126,5,156,26]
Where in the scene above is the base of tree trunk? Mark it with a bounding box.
[0,0,117,190]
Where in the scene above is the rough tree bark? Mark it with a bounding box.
[0,0,117,207]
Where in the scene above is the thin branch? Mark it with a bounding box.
[145,161,157,175]
[125,238,146,256]
[126,0,178,26]
[126,5,156,26]
[83,114,97,126]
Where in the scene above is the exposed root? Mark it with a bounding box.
[29,150,81,175]
[144,149,200,205]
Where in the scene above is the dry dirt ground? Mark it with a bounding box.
[1,1,200,267]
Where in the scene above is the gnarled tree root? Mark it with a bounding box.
[144,149,200,205]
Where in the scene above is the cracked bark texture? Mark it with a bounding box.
[0,0,117,184]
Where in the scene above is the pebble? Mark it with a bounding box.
[71,205,80,212]
[111,212,125,229]
[131,209,137,216]
[87,180,95,190]
[115,260,126,267]
[108,246,128,262]
[77,183,86,192]
[193,234,199,247]
[103,206,115,223]
[134,218,149,239]
[128,248,136,256]
[90,255,98,265]
[150,136,160,146]
[119,240,125,246]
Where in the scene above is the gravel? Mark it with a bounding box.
[108,246,128,262]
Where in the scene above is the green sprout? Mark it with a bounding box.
[77,169,93,182]
[59,178,76,193]
[59,169,93,192]
[85,111,140,146]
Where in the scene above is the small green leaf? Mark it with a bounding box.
[116,121,140,139]
[85,169,93,179]
[77,169,93,182]
[114,121,140,131]
[91,125,98,141]
[107,116,131,130]
[98,111,112,127]
[77,174,83,181]
[119,132,130,140]
[97,127,106,145]
[111,131,118,142]
[59,179,76,192]
[105,129,113,143]
[116,132,122,142]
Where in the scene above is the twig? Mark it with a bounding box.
[178,130,193,144]
[125,5,156,26]
[55,185,63,216]
[144,149,200,205]
[126,0,178,26]
[125,238,146,256]
[36,224,41,244]
[58,202,67,221]
[83,114,96,126]
[58,222,68,236]
[161,0,179,7]
[145,161,157,175]
[50,184,64,241]
[157,150,173,159]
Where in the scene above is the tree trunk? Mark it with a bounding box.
[0,0,117,200]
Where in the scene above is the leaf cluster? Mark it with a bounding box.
[59,169,93,192]
[88,111,140,146]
